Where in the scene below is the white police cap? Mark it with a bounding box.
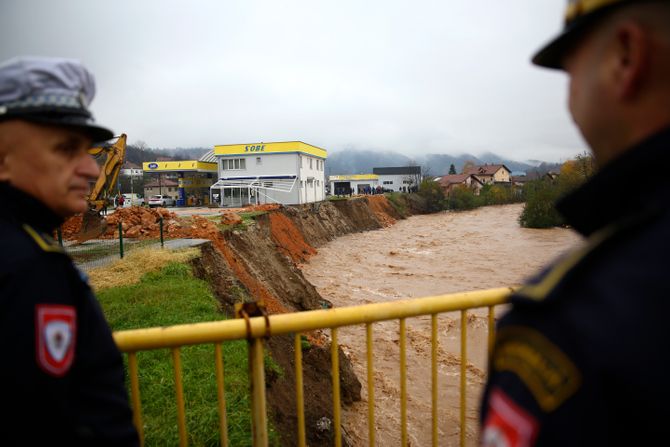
[0,56,114,142]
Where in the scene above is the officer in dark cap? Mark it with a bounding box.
[480,1,670,445]
[0,56,138,445]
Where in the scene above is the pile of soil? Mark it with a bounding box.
[61,207,179,240]
[104,207,178,238]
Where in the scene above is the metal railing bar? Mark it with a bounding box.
[214,343,228,447]
[249,338,268,446]
[431,314,438,447]
[115,288,513,352]
[331,328,342,447]
[460,310,467,447]
[294,334,306,447]
[366,323,375,447]
[400,318,408,446]
[172,348,188,447]
[128,352,145,446]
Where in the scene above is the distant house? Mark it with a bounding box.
[464,164,511,185]
[435,174,484,195]
[511,171,558,187]
[120,161,143,177]
[143,179,179,200]
[372,166,422,192]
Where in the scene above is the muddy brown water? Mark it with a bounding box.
[301,204,581,446]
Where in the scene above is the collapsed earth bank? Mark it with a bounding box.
[188,195,423,446]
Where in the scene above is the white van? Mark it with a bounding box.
[122,193,144,207]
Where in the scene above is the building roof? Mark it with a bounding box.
[373,166,421,175]
[123,161,141,169]
[436,174,484,186]
[199,149,217,163]
[464,164,511,176]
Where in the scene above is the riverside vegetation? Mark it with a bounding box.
[410,153,595,229]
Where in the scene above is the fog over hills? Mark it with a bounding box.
[129,145,561,177]
[325,149,561,176]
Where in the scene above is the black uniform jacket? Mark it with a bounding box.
[480,126,670,446]
[0,183,138,446]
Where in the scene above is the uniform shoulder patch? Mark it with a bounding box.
[35,304,77,376]
[492,326,581,412]
[482,388,539,447]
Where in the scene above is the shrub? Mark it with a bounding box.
[447,186,479,210]
[418,179,446,212]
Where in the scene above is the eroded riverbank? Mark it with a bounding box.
[302,203,581,446]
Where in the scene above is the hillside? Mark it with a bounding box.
[325,149,561,177]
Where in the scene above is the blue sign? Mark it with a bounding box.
[148,163,159,169]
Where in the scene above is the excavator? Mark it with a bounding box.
[76,133,127,242]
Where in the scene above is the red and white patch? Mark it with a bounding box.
[35,305,77,376]
[482,388,539,447]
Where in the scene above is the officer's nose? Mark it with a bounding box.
[77,150,101,182]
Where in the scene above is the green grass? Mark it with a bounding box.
[97,262,279,446]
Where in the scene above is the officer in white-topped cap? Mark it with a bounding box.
[0,56,138,445]
[480,1,670,446]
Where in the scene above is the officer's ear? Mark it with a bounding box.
[609,20,650,101]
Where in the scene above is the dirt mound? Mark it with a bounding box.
[104,207,178,239]
[220,211,243,226]
[246,203,281,212]
[268,212,317,263]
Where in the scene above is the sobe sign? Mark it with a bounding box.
[245,145,265,152]
[148,163,159,169]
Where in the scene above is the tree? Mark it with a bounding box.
[449,163,457,175]
[418,179,445,212]
[403,160,423,192]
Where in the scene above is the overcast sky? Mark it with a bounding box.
[1,0,586,163]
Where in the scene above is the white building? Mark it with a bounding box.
[373,166,422,192]
[328,174,379,195]
[210,141,327,207]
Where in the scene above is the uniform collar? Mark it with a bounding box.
[0,182,64,233]
[557,125,670,237]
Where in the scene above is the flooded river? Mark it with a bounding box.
[301,203,581,446]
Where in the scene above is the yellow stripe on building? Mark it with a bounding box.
[143,161,217,172]
[214,141,327,159]
[330,174,379,181]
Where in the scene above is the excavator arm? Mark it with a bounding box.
[76,134,127,242]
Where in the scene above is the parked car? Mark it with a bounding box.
[122,193,144,207]
[148,195,176,207]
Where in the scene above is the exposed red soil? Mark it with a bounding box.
[365,195,397,226]
[268,212,318,263]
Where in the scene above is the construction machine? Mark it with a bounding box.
[76,133,127,242]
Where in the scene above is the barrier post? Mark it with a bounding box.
[118,221,124,259]
[160,217,164,248]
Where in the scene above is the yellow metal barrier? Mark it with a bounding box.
[114,286,513,446]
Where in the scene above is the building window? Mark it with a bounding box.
[222,158,246,170]
[256,157,262,165]
[264,181,273,187]
[309,158,313,169]
[383,181,393,185]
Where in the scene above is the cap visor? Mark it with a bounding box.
[531,29,575,69]
[20,115,114,143]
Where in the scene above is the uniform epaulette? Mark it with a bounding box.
[22,224,66,254]
[515,224,619,302]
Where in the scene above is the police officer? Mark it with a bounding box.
[0,57,138,445]
[480,1,670,445]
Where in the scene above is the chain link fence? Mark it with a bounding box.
[59,218,173,272]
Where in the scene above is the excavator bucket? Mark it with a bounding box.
[75,209,108,243]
